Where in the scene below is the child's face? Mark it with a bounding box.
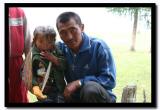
[35,34,55,52]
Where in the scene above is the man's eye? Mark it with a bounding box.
[60,31,67,36]
[70,28,77,33]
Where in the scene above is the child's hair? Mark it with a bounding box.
[32,26,56,45]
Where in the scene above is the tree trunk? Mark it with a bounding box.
[130,9,138,51]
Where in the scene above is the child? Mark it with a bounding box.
[31,26,66,103]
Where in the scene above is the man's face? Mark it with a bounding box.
[57,18,84,52]
[35,34,54,52]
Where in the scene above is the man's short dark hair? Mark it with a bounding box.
[56,12,82,29]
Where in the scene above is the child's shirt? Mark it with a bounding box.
[32,44,66,94]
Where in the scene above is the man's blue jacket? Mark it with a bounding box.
[58,32,116,101]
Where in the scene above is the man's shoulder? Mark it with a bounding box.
[55,42,66,49]
[55,41,69,53]
[54,44,64,56]
[55,42,70,57]
[89,37,109,50]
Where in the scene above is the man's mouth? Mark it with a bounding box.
[67,40,75,46]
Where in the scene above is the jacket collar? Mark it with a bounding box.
[79,32,91,53]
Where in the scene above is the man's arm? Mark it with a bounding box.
[80,44,116,90]
[23,14,31,56]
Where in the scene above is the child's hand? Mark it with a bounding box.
[32,86,47,100]
[40,51,52,61]
[40,51,60,66]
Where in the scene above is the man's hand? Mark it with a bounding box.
[40,51,59,66]
[63,80,81,101]
[32,86,47,100]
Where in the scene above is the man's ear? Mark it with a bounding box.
[81,24,84,32]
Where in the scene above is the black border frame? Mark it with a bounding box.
[5,3,157,108]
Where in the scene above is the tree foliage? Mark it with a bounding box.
[107,7,151,51]
[107,7,151,29]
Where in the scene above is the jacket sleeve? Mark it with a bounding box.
[56,57,67,72]
[80,44,116,90]
[54,43,68,72]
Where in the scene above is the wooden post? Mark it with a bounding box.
[121,84,137,103]
[143,89,146,103]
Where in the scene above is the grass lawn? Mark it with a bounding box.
[109,32,151,103]
[112,47,151,102]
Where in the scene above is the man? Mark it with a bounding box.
[9,7,31,103]
[56,11,116,103]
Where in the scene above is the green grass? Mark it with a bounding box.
[112,48,151,102]
[109,32,151,103]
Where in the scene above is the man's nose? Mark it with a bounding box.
[66,32,73,41]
